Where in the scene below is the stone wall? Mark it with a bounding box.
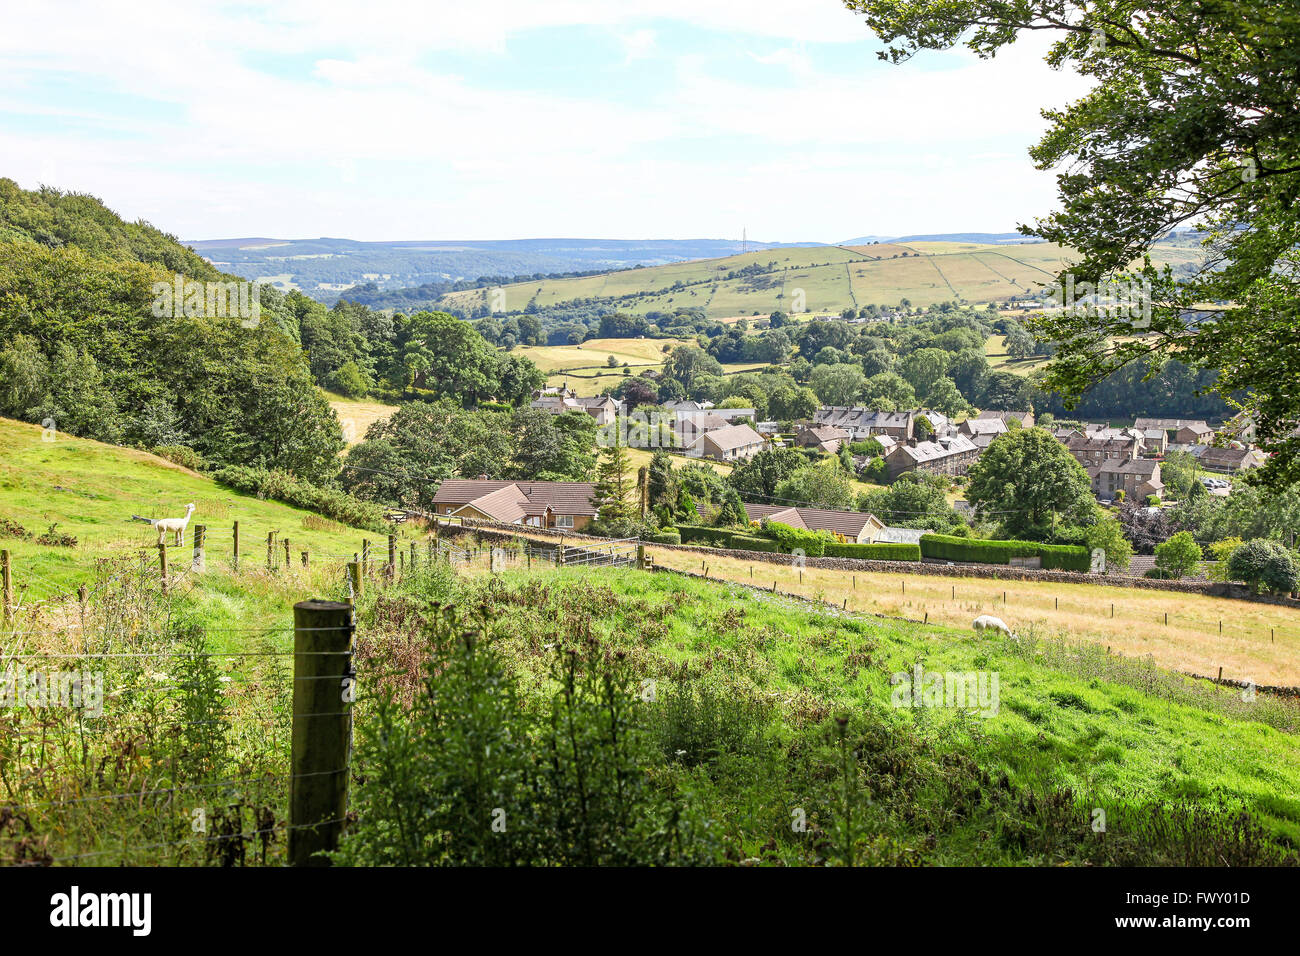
[432,517,1300,609]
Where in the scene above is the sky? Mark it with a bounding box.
[0,0,1091,243]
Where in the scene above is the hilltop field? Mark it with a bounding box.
[437,240,1203,319]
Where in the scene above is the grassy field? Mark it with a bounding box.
[644,547,1300,686]
[440,241,1205,319]
[324,390,399,444]
[984,333,1053,377]
[515,337,768,397]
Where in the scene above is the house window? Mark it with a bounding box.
[555,515,575,529]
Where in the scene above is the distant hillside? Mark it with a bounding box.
[186,236,824,301]
[0,177,222,280]
[429,238,1205,320]
[838,232,1035,244]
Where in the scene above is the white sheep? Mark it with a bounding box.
[133,503,196,546]
[972,614,1013,638]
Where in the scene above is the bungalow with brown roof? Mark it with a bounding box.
[743,503,886,543]
[685,423,766,462]
[431,479,600,531]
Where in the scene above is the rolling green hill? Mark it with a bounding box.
[438,240,1204,319]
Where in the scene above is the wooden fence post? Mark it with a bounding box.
[347,561,362,604]
[285,538,292,568]
[361,540,370,577]
[410,541,417,570]
[289,600,354,867]
[158,543,169,595]
[387,534,396,581]
[1,549,11,622]
[301,551,309,569]
[192,524,206,573]
[637,543,646,571]
[232,521,240,572]
[267,532,276,571]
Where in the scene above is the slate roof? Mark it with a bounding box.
[1133,417,1212,432]
[891,433,978,464]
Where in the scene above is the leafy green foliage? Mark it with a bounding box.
[0,243,345,482]
[842,2,1300,486]
[1225,539,1299,595]
[211,465,390,532]
[1154,531,1203,579]
[822,541,922,561]
[335,602,714,865]
[966,428,1096,540]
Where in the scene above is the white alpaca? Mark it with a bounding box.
[972,614,1012,638]
[133,503,196,546]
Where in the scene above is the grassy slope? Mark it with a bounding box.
[470,565,1300,848]
[0,418,399,648]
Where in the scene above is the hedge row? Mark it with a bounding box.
[919,533,1091,571]
[728,534,782,552]
[211,465,390,533]
[823,541,922,561]
[677,525,736,547]
[760,521,829,556]
[644,529,682,545]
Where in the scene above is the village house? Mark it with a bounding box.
[1063,432,1141,469]
[431,479,600,531]
[674,411,731,448]
[1138,428,1169,454]
[529,393,620,426]
[743,503,886,543]
[815,407,952,442]
[975,409,1034,429]
[796,423,850,454]
[1134,417,1215,444]
[685,422,766,462]
[1089,459,1164,502]
[958,416,1007,451]
[1194,444,1268,474]
[883,433,979,482]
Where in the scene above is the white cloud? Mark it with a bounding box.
[0,0,1090,239]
